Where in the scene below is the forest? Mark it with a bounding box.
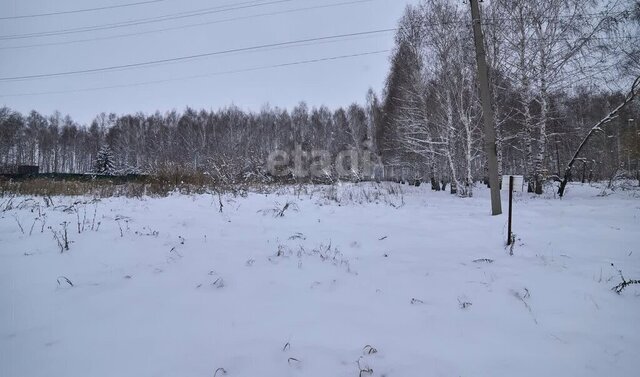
[1,0,639,195]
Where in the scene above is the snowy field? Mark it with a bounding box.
[1,182,639,377]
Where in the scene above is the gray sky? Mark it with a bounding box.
[0,0,415,124]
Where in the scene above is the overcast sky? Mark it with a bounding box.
[0,0,416,124]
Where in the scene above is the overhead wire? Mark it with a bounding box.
[0,0,374,50]
[0,1,634,98]
[0,28,396,82]
[0,0,299,40]
[0,0,164,20]
[0,0,631,45]
[3,1,625,41]
[0,28,634,83]
[0,49,389,98]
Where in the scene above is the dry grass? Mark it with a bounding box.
[0,176,241,198]
[0,174,412,202]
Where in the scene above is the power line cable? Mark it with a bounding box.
[0,49,389,98]
[0,1,627,42]
[0,0,298,40]
[0,27,633,81]
[0,28,395,82]
[0,0,165,20]
[0,0,373,50]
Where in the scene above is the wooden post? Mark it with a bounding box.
[507,175,514,246]
[469,0,502,215]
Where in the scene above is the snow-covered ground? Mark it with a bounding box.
[1,182,639,377]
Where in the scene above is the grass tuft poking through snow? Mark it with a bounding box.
[56,276,74,287]
[610,263,640,294]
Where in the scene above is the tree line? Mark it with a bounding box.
[380,0,640,195]
[0,101,381,182]
[1,0,639,194]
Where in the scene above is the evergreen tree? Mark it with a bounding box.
[94,145,116,175]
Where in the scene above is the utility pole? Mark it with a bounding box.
[468,0,501,215]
